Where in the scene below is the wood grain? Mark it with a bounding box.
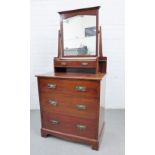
[36,72,105,80]
[40,93,99,119]
[54,59,97,68]
[42,112,98,139]
[36,6,106,151]
[38,77,100,98]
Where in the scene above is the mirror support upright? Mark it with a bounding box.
[57,30,61,58]
[99,26,103,57]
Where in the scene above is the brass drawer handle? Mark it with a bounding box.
[75,86,86,92]
[81,62,88,66]
[61,62,67,65]
[48,100,58,106]
[48,83,56,89]
[76,104,87,110]
[76,124,87,130]
[50,119,59,125]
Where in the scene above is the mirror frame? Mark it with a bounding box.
[58,6,100,58]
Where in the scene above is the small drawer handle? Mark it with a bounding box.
[81,62,88,66]
[76,124,87,130]
[76,104,87,110]
[48,100,58,106]
[48,83,56,89]
[61,62,67,65]
[50,119,59,125]
[75,86,86,92]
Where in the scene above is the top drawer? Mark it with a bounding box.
[38,78,100,98]
[54,60,96,68]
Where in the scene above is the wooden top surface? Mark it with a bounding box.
[58,6,100,14]
[36,72,105,81]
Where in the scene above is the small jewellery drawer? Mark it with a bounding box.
[54,60,96,68]
[42,112,97,139]
[40,93,99,119]
[38,78,100,98]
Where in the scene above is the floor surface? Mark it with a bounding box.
[31,110,125,155]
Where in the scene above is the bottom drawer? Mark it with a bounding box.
[42,112,97,139]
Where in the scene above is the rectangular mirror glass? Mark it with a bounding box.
[63,15,96,56]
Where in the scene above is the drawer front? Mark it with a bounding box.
[42,112,97,139]
[40,93,99,119]
[54,60,96,68]
[38,78,99,98]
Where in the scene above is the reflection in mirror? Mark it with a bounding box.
[63,15,96,56]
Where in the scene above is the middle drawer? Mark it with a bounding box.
[40,93,99,119]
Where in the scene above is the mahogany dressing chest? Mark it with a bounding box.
[36,6,107,150]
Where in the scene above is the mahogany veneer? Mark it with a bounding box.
[54,58,97,68]
[36,73,105,150]
[36,6,107,151]
[40,93,98,119]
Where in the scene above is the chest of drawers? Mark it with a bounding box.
[36,73,105,150]
[35,6,108,151]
